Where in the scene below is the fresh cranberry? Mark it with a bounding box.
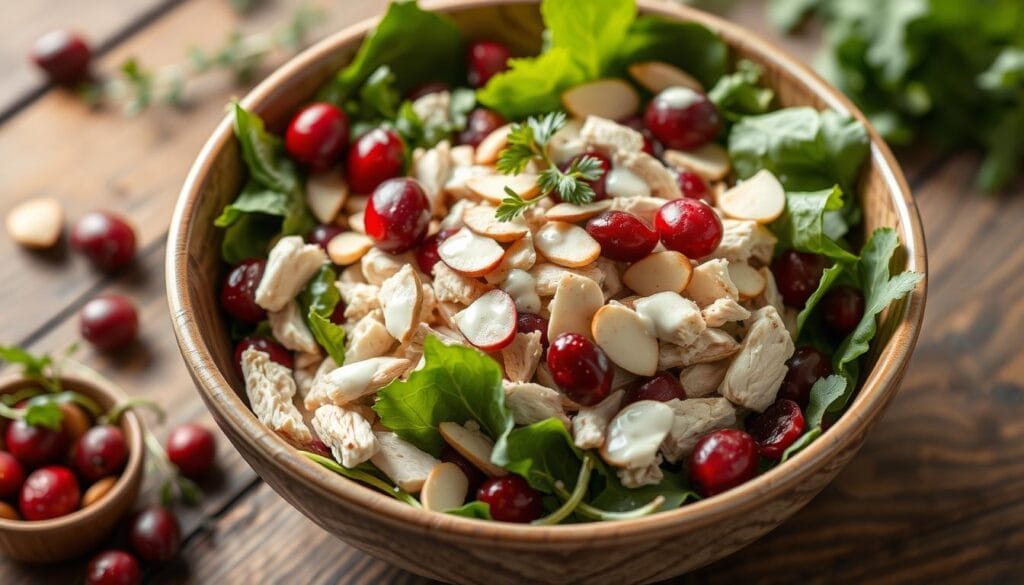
[625,372,685,404]
[644,87,721,150]
[689,429,759,497]
[466,40,511,88]
[622,116,661,157]
[554,153,611,202]
[285,103,349,170]
[440,445,485,495]
[0,451,26,499]
[772,250,829,308]
[73,425,129,482]
[306,224,344,252]
[346,128,405,194]
[329,301,347,325]
[747,399,806,460]
[219,259,267,323]
[675,170,713,204]
[19,466,80,521]
[415,228,458,274]
[86,550,142,585]
[476,475,543,523]
[31,30,91,84]
[166,423,216,478]
[79,295,139,351]
[822,285,865,337]
[6,420,67,468]
[778,347,833,405]
[655,198,723,258]
[234,337,294,375]
[546,333,613,406]
[406,81,451,101]
[515,313,550,349]
[364,178,431,253]
[128,506,181,562]
[70,211,137,271]
[457,108,506,147]
[586,211,659,262]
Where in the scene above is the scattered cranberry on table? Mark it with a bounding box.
[586,210,659,262]
[689,429,759,497]
[822,285,866,337]
[644,87,721,150]
[6,419,67,468]
[747,399,806,460]
[31,30,92,85]
[305,223,345,253]
[19,465,81,521]
[457,107,506,147]
[771,250,828,308]
[128,505,181,562]
[219,259,267,324]
[440,445,485,495]
[515,312,550,349]
[73,425,129,482]
[346,127,406,194]
[166,423,217,478]
[476,475,543,523]
[70,211,137,272]
[85,549,142,585]
[778,347,833,406]
[466,40,511,88]
[655,197,723,258]
[415,227,458,274]
[546,332,613,407]
[285,102,350,170]
[234,336,294,372]
[0,451,26,499]
[79,294,139,351]
[625,372,685,404]
[364,177,431,253]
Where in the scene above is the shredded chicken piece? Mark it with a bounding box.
[685,259,739,307]
[361,248,413,285]
[595,258,623,300]
[617,456,664,488]
[336,282,380,321]
[634,292,706,347]
[411,90,450,128]
[658,328,740,369]
[254,236,327,312]
[338,263,366,285]
[571,390,624,449]
[304,356,410,410]
[268,300,320,354]
[311,404,379,468]
[240,348,312,445]
[419,284,437,324]
[660,397,738,463]
[702,297,751,328]
[501,331,543,382]
[412,140,453,216]
[503,381,569,426]
[614,150,682,199]
[678,361,729,398]
[609,196,667,226]
[579,116,646,156]
[708,219,777,265]
[292,353,323,399]
[370,431,440,492]
[718,306,794,412]
[529,262,605,296]
[438,199,471,231]
[431,261,492,305]
[345,310,394,363]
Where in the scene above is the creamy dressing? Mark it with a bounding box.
[605,166,651,198]
[634,291,699,341]
[657,86,702,109]
[603,400,674,466]
[501,269,541,314]
[382,270,417,339]
[327,358,383,403]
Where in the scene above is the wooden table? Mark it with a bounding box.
[1,1,1021,583]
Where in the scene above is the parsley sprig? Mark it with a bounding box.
[494,112,606,222]
[0,344,102,431]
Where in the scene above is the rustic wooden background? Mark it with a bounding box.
[1,0,1022,583]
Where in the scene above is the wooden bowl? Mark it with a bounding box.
[167,1,927,582]
[0,372,145,563]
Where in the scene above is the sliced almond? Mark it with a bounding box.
[534,222,601,268]
[348,211,366,234]
[380,265,423,344]
[562,79,640,121]
[623,251,693,296]
[439,421,507,477]
[305,168,348,224]
[326,232,373,266]
[452,289,517,351]
[628,61,705,94]
[466,174,540,205]
[421,462,470,512]
[437,227,505,277]
[463,204,529,242]
[727,262,766,299]
[600,400,674,468]
[345,194,368,214]
[591,304,659,376]
[663,143,731,181]
[547,273,604,342]
[5,197,63,249]
[718,169,786,224]
[474,124,512,165]
[545,200,613,223]
[370,431,440,493]
[82,476,118,508]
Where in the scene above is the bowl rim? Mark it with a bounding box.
[0,372,145,533]
[167,0,927,544]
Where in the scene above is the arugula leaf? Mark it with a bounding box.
[477,48,586,120]
[796,263,846,335]
[373,337,513,456]
[709,60,775,121]
[299,265,347,365]
[611,17,728,88]
[771,186,858,263]
[805,375,847,428]
[492,418,583,493]
[232,103,296,194]
[446,501,492,519]
[541,0,636,78]
[590,467,699,513]
[779,426,824,462]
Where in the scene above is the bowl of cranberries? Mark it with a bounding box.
[0,372,144,563]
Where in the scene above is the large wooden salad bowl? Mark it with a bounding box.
[167,1,926,582]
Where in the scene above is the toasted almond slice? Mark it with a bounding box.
[380,265,423,344]
[467,174,540,205]
[371,431,440,493]
[453,289,517,351]
[547,273,604,342]
[591,304,659,376]
[347,211,366,234]
[627,61,705,94]
[562,79,640,121]
[727,262,766,299]
[474,124,512,165]
[437,227,505,277]
[663,143,731,181]
[718,169,786,224]
[600,400,674,468]
[623,251,693,296]
[439,421,507,477]
[345,194,368,214]
[5,197,63,249]
[421,462,470,512]
[327,232,373,266]
[545,200,613,223]
[534,222,601,268]
[463,205,529,243]
[306,168,348,224]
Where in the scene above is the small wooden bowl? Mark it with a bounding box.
[167,1,927,583]
[0,373,145,563]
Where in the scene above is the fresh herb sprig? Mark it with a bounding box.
[494,112,606,222]
[0,344,102,431]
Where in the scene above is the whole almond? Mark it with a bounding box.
[82,476,119,508]
[0,501,20,520]
[59,403,92,443]
[5,197,64,249]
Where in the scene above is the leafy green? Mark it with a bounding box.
[709,59,775,121]
[589,468,699,513]
[541,0,636,78]
[373,337,514,456]
[0,345,53,380]
[771,186,858,263]
[796,263,846,335]
[533,455,594,525]
[805,375,847,428]
[394,87,477,150]
[446,501,492,519]
[779,426,824,462]
[611,17,728,88]
[302,451,421,507]
[232,103,296,194]
[214,184,289,228]
[477,48,586,120]
[299,265,347,365]
[493,418,584,493]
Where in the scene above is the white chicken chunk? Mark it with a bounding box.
[431,261,492,305]
[571,390,624,450]
[411,91,450,128]
[370,431,441,493]
[578,116,646,156]
[658,328,740,369]
[614,150,682,199]
[361,248,413,286]
[660,397,738,463]
[634,292,706,347]
[617,457,664,489]
[254,236,326,312]
[311,404,379,468]
[345,310,394,363]
[701,297,751,328]
[503,381,569,426]
[718,306,794,412]
[240,348,312,445]
[267,300,319,355]
[609,196,666,226]
[685,259,739,307]
[412,140,453,216]
[336,282,380,321]
[501,331,543,382]
[304,356,410,410]
[708,219,777,264]
[678,361,729,398]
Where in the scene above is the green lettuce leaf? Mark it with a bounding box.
[299,265,347,365]
[779,426,824,462]
[708,59,775,121]
[477,48,586,120]
[446,501,492,519]
[541,0,636,78]
[771,186,858,263]
[796,263,847,336]
[302,451,420,507]
[589,467,699,513]
[611,17,728,88]
[492,418,583,494]
[804,374,847,428]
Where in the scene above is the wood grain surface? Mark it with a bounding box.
[0,0,1021,583]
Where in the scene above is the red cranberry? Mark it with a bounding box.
[0,451,26,499]
[625,372,685,404]
[86,550,142,585]
[285,103,349,170]
[622,116,661,157]
[6,420,67,468]
[219,259,267,323]
[644,87,721,150]
[70,211,137,271]
[346,128,405,194]
[515,313,549,349]
[73,425,129,482]
[19,466,80,521]
[655,198,723,258]
[554,153,611,202]
[364,178,431,253]
[546,333,613,407]
[457,108,506,147]
[441,445,485,495]
[586,211,659,262]
[415,228,458,274]
[79,295,139,351]
[822,285,865,337]
[128,506,181,562]
[31,30,91,84]
[234,337,294,374]
[476,475,543,523]
[306,224,345,252]
[675,170,713,204]
[778,347,833,406]
[406,81,451,101]
[688,429,759,497]
[747,399,806,460]
[307,439,331,458]
[329,301,347,325]
[166,423,216,478]
[466,40,511,88]
[771,250,828,308]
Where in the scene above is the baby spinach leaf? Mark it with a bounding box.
[541,0,636,79]
[299,265,347,365]
[220,212,282,265]
[214,183,289,228]
[492,418,583,494]
[477,48,586,120]
[232,102,297,194]
[779,426,824,462]
[796,263,847,336]
[446,501,492,519]
[590,467,699,513]
[805,374,847,428]
[771,186,858,263]
[708,59,775,121]
[611,17,728,88]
